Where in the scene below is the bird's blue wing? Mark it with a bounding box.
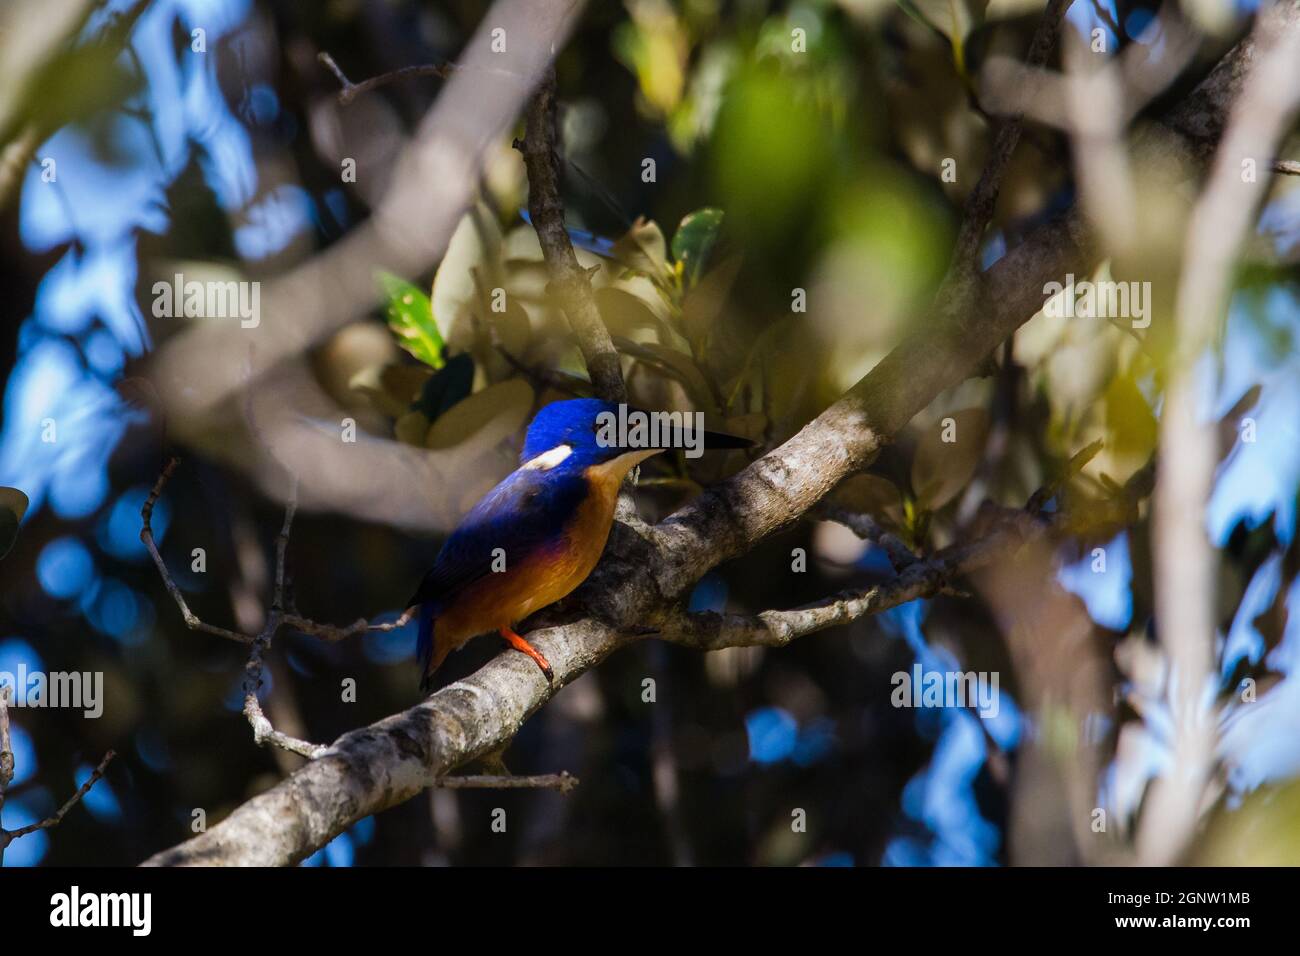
[407,465,588,610]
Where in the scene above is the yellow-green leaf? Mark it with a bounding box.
[378,272,444,369]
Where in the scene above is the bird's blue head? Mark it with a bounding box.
[519,398,623,470]
[519,398,753,472]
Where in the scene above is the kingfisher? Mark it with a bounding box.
[407,398,750,692]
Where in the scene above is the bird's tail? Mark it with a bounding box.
[417,603,437,694]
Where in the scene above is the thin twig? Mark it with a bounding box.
[142,459,333,760]
[518,69,627,403]
[282,609,413,643]
[146,458,405,645]
[432,772,579,793]
[672,438,1108,651]
[2,750,116,842]
[948,0,1074,279]
[141,458,255,644]
[241,474,329,760]
[317,51,452,106]
[0,728,115,865]
[1274,159,1300,176]
[317,51,524,107]
[0,686,12,865]
[812,503,919,570]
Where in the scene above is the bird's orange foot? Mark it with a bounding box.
[499,627,554,682]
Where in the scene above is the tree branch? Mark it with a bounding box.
[141,458,255,645]
[240,474,330,760]
[518,69,627,403]
[434,772,578,793]
[668,440,1103,651]
[317,51,453,107]
[949,0,1073,278]
[1142,3,1300,867]
[0,685,115,866]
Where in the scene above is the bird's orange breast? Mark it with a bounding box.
[434,453,652,648]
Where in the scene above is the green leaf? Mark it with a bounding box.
[671,207,725,287]
[378,271,444,369]
[0,487,30,561]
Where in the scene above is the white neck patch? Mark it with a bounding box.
[521,444,573,471]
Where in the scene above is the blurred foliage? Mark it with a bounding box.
[3,0,1299,870]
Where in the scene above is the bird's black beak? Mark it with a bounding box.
[606,407,755,456]
[645,425,754,453]
[701,428,755,450]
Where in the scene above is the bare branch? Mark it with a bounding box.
[2,750,115,843]
[0,687,13,862]
[317,51,453,107]
[282,609,414,643]
[141,458,255,645]
[1143,4,1300,867]
[0,700,115,866]
[518,69,627,403]
[949,0,1074,278]
[812,503,919,570]
[240,474,330,760]
[669,441,1103,652]
[433,772,579,793]
[661,517,1048,651]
